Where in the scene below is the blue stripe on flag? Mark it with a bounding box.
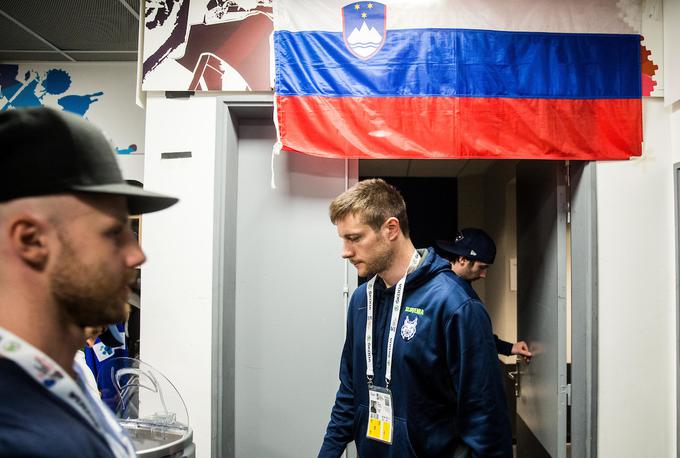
[275,28,641,99]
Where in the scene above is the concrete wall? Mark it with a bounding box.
[141,95,219,456]
[458,174,487,302]
[596,96,676,457]
[458,165,518,364]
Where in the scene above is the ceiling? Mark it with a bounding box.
[0,0,139,62]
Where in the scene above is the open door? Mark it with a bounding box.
[515,161,568,458]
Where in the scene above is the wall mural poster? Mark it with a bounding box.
[142,0,274,91]
[0,62,145,157]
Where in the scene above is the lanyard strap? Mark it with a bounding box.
[0,327,136,457]
[365,250,421,388]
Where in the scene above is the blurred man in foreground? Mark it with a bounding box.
[0,107,177,457]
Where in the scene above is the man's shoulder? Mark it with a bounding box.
[0,357,47,403]
[348,282,368,306]
[412,270,479,311]
[0,359,115,458]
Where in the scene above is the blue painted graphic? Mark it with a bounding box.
[0,64,136,154]
[0,64,76,111]
[115,144,138,155]
[58,91,103,116]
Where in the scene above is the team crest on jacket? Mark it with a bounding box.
[342,2,387,59]
[401,315,418,341]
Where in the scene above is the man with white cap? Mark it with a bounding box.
[0,107,178,457]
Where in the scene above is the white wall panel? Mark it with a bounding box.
[141,95,219,456]
[597,97,676,457]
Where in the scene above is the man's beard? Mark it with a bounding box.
[364,237,395,277]
[50,234,130,327]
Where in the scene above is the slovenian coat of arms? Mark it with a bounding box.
[342,2,386,59]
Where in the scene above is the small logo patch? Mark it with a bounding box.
[2,341,20,352]
[401,316,418,341]
[404,306,424,316]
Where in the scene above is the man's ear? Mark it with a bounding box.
[383,217,401,241]
[8,215,51,270]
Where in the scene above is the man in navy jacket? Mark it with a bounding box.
[437,228,532,362]
[319,179,512,457]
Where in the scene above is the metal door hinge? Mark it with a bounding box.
[565,161,571,224]
[562,383,572,406]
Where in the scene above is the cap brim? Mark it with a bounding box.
[71,183,178,215]
[435,239,462,256]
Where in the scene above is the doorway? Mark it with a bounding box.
[357,159,598,458]
[211,100,597,458]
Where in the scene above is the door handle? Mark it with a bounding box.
[507,362,521,398]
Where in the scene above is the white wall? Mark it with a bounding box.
[117,154,145,182]
[483,163,519,365]
[458,174,487,302]
[596,97,676,456]
[140,94,219,456]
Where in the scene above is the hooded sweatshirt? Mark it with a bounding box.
[319,248,512,458]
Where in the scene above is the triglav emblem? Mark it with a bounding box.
[401,315,418,341]
[342,2,387,59]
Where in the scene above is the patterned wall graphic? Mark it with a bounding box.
[142,0,273,91]
[641,43,659,96]
[639,0,663,97]
[0,63,144,155]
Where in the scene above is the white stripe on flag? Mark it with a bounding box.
[273,0,640,35]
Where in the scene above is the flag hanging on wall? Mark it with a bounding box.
[273,0,643,160]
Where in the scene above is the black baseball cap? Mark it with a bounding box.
[0,107,178,214]
[436,228,497,264]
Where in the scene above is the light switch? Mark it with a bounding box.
[509,258,517,291]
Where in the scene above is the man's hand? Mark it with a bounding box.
[511,341,532,363]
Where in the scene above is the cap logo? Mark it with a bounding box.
[455,232,464,243]
[470,249,477,256]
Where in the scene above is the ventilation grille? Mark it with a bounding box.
[0,0,139,61]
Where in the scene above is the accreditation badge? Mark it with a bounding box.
[366,386,393,444]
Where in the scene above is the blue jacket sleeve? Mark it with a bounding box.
[446,300,513,458]
[318,302,356,458]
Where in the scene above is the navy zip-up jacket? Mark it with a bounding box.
[319,248,512,458]
[0,358,116,458]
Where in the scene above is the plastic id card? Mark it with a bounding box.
[367,386,393,444]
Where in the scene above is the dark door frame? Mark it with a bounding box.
[569,161,599,458]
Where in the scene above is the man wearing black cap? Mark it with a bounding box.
[437,228,532,362]
[0,107,178,457]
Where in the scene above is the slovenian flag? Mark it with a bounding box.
[273,0,642,160]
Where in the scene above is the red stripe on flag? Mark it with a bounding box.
[276,96,642,160]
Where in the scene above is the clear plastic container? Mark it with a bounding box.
[97,357,194,458]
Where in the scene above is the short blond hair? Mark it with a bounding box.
[329,178,410,237]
